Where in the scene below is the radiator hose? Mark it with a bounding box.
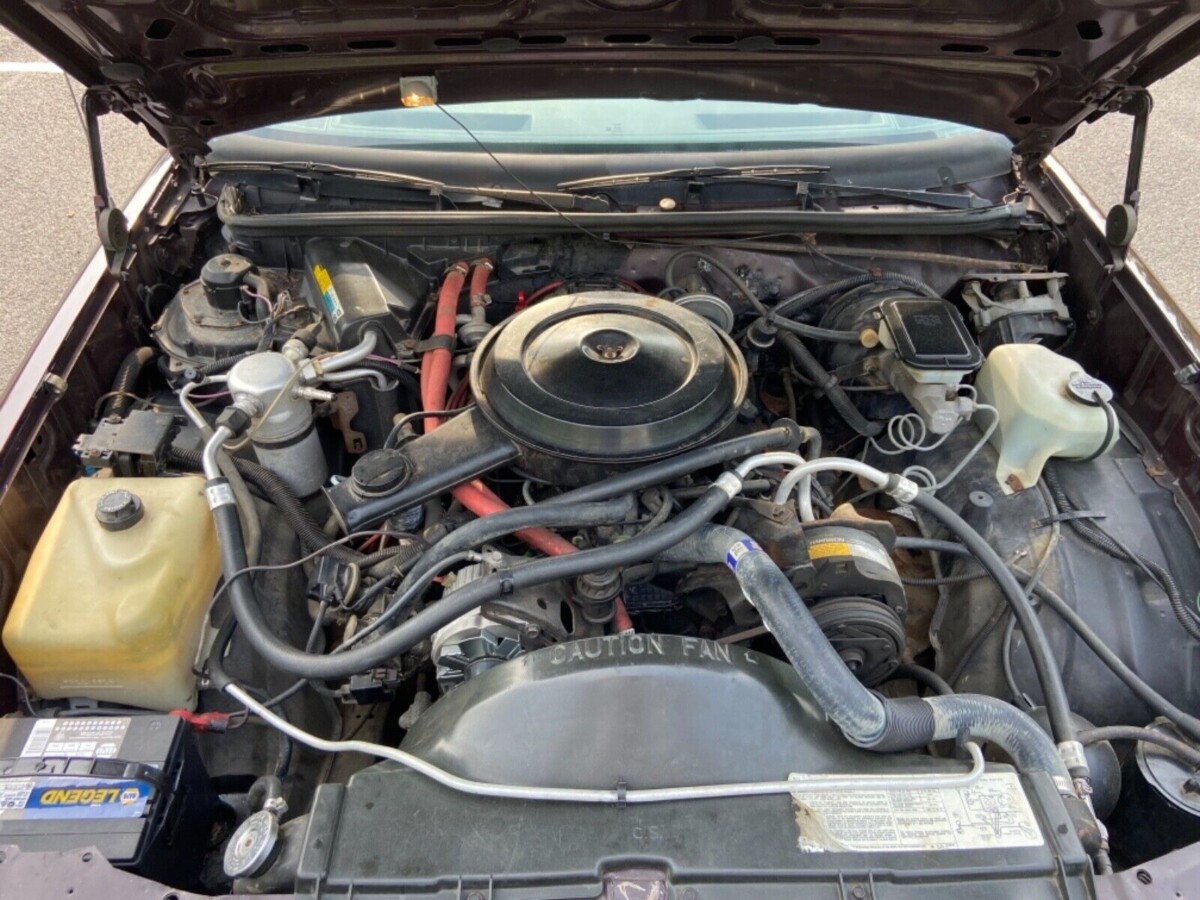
[660,525,1070,781]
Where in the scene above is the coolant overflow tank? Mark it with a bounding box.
[2,476,222,711]
[975,343,1119,493]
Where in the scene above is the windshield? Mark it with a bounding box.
[231,98,984,154]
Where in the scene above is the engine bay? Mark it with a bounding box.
[3,206,1200,897]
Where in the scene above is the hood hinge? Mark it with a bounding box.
[1101,88,1152,274]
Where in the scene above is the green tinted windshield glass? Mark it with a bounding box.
[240,99,980,153]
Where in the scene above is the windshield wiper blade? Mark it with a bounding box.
[557,164,830,192]
[204,160,611,212]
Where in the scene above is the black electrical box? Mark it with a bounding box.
[0,714,219,886]
[304,237,428,348]
[74,410,181,476]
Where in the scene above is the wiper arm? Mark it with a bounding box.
[204,160,611,212]
[557,164,830,192]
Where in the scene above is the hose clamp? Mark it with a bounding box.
[205,478,236,510]
[885,474,921,503]
[712,470,743,499]
[1058,740,1089,774]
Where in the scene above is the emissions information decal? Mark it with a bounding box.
[0,778,150,820]
[790,771,1044,852]
[312,264,345,322]
[19,717,130,760]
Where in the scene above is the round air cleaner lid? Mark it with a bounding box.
[470,292,747,462]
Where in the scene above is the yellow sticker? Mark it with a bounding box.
[808,540,853,560]
[312,265,344,322]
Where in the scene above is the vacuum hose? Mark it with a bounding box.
[104,347,155,417]
[779,332,883,437]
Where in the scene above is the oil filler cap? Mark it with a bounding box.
[95,488,144,531]
[350,449,413,498]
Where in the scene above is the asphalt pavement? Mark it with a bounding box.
[1,26,1197,390]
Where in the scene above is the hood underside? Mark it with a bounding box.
[3,1,1200,161]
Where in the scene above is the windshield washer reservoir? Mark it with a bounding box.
[2,476,222,711]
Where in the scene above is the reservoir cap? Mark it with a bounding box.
[1066,371,1114,405]
[95,488,144,531]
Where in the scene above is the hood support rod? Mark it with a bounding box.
[81,89,130,271]
[1103,89,1152,273]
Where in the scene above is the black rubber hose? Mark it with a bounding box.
[247,775,285,812]
[892,663,955,696]
[207,613,238,692]
[905,491,1077,747]
[1077,726,1200,769]
[660,525,1067,777]
[169,447,365,564]
[206,615,294,777]
[1015,569,1200,745]
[105,347,156,417]
[336,359,422,405]
[198,352,255,377]
[895,535,1200,744]
[366,538,425,579]
[896,536,970,557]
[665,249,770,317]
[778,332,883,437]
[663,248,868,343]
[171,447,419,568]
[773,272,939,318]
[207,481,734,682]
[397,494,636,592]
[543,421,805,506]
[771,318,863,344]
[350,494,640,633]
[902,571,986,586]
[1043,466,1200,641]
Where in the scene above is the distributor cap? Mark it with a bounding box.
[470,292,747,462]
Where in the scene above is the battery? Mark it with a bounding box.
[0,713,218,885]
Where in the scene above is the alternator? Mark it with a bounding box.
[430,553,523,691]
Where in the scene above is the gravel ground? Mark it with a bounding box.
[0,26,1197,391]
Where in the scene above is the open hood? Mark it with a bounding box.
[3,0,1199,162]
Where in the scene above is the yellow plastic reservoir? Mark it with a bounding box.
[3,476,221,711]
